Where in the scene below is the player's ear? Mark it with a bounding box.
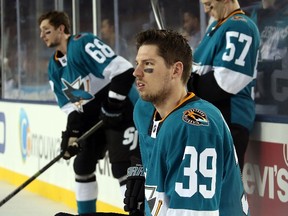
[172,61,183,79]
[58,24,66,33]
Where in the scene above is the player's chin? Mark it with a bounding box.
[45,42,52,48]
[140,93,153,102]
[139,93,148,100]
[137,87,145,95]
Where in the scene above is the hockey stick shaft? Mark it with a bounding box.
[0,153,63,207]
[150,0,165,29]
[0,120,104,207]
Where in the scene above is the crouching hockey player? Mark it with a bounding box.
[38,11,141,215]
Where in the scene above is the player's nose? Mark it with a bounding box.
[133,66,144,78]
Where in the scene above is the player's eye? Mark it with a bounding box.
[204,2,211,8]
[44,30,51,35]
[145,61,153,66]
[41,29,51,36]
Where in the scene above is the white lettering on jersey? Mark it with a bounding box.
[222,31,252,67]
[85,38,115,63]
[175,146,217,198]
[123,127,138,151]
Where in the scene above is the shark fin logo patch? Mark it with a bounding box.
[182,108,209,126]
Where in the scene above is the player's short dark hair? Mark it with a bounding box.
[38,11,71,34]
[135,29,192,84]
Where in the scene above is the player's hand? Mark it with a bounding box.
[60,130,81,160]
[124,164,145,216]
[100,98,125,130]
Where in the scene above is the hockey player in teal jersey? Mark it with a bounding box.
[128,29,250,216]
[38,11,140,214]
[189,0,260,172]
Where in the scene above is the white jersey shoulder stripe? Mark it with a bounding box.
[103,55,133,80]
[214,66,252,94]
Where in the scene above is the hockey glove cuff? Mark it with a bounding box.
[100,98,125,130]
[123,164,145,215]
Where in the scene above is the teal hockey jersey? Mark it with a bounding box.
[47,32,137,115]
[192,13,260,131]
[134,94,250,216]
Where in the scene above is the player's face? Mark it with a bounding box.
[209,0,226,20]
[134,44,174,105]
[201,0,213,14]
[39,19,62,48]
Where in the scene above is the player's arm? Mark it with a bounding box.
[60,110,86,159]
[100,67,135,129]
[188,71,232,102]
[87,35,136,128]
[109,67,135,98]
[47,60,83,159]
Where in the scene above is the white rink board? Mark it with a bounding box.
[0,101,123,209]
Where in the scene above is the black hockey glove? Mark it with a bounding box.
[124,164,145,216]
[100,98,125,130]
[60,129,81,160]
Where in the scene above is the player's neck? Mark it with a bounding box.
[56,34,70,55]
[224,2,241,17]
[154,88,187,119]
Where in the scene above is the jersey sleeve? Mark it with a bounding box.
[212,15,260,94]
[76,33,134,101]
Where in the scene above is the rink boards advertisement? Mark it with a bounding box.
[243,121,288,216]
[0,101,124,213]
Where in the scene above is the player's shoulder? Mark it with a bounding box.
[68,33,100,56]
[71,32,95,41]
[186,98,222,119]
[134,98,154,117]
[133,99,154,132]
[226,14,259,34]
[168,98,222,129]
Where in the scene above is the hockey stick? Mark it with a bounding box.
[0,120,104,207]
[150,0,165,30]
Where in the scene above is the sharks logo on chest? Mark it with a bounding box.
[62,76,94,112]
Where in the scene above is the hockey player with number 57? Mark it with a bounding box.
[38,11,141,215]
[188,0,260,172]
